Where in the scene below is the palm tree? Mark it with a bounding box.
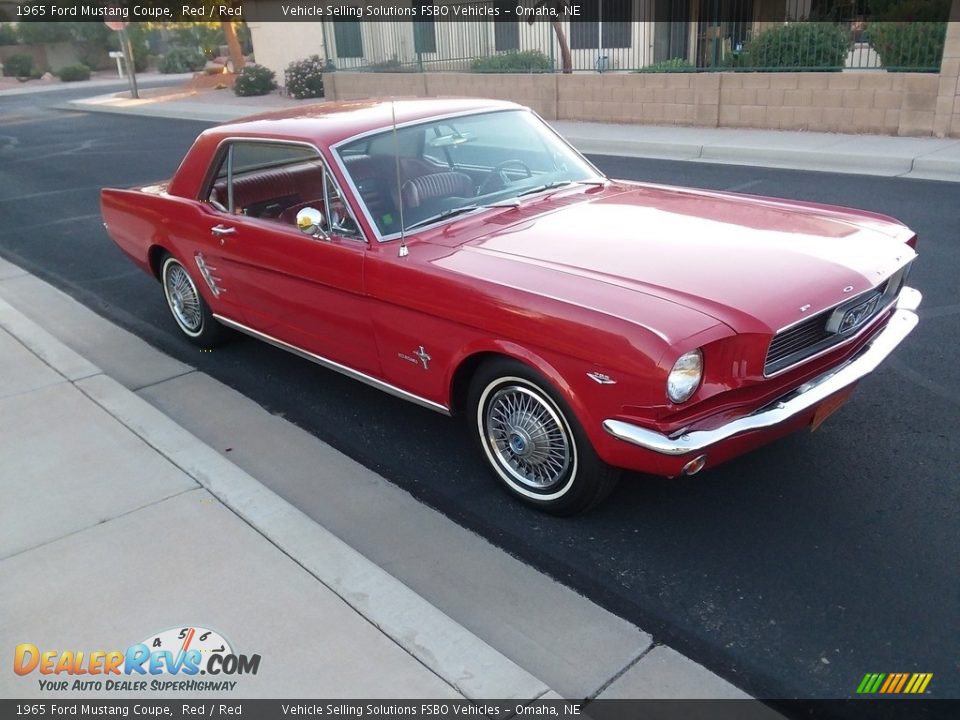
[526,0,574,73]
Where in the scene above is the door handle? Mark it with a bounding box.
[211,225,236,236]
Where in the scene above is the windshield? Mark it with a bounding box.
[335,110,602,237]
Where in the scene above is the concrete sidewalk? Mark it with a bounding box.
[62,86,960,182]
[0,255,756,703]
[0,258,541,700]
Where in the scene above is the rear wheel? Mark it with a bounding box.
[160,254,228,347]
[469,359,620,515]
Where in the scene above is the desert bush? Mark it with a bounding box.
[366,58,406,72]
[866,0,950,70]
[637,58,694,73]
[869,22,947,69]
[233,63,276,96]
[160,47,207,74]
[285,54,325,99]
[471,50,553,73]
[742,22,850,70]
[58,64,91,82]
[2,53,33,77]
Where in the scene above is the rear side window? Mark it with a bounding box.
[204,141,361,238]
[221,144,318,177]
[206,142,325,220]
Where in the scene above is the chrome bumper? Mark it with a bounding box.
[603,287,922,457]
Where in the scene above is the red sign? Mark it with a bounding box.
[104,20,128,31]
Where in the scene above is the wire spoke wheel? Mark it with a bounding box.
[163,259,203,336]
[484,384,573,492]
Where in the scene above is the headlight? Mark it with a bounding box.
[667,349,703,404]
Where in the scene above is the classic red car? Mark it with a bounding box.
[101,98,921,514]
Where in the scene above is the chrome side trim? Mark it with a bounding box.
[603,287,921,456]
[212,314,451,416]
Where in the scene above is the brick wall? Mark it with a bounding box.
[556,73,720,127]
[716,72,940,135]
[327,72,557,120]
[425,74,558,120]
[935,13,960,136]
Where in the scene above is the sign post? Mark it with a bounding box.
[105,20,138,99]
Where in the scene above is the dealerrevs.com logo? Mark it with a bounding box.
[14,626,261,692]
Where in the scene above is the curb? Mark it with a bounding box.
[0,74,194,98]
[62,97,246,124]
[563,135,960,179]
[0,290,552,702]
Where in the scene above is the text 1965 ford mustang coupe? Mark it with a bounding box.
[101,99,921,514]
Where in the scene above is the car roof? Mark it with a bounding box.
[207,98,525,147]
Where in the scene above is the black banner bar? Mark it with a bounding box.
[6,0,955,24]
[1,699,959,720]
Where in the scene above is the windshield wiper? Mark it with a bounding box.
[516,180,573,198]
[404,205,479,231]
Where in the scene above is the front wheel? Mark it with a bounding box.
[160,254,228,347]
[469,359,620,515]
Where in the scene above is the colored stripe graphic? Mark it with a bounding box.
[857,673,884,694]
[857,672,932,694]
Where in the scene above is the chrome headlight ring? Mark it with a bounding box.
[667,349,703,404]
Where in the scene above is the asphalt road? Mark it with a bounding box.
[2,90,958,702]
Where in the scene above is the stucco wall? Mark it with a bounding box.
[0,42,81,75]
[245,21,327,82]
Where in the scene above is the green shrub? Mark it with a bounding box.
[742,22,850,70]
[285,54,325,99]
[868,22,946,70]
[719,51,753,69]
[367,58,404,72]
[233,64,276,97]
[3,53,33,78]
[637,58,694,73]
[15,22,72,44]
[471,50,553,73]
[160,47,207,74]
[169,23,224,58]
[58,64,91,82]
[0,23,18,46]
[865,0,950,71]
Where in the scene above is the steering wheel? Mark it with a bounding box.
[478,159,533,196]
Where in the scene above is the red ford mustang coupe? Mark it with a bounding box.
[101,99,921,514]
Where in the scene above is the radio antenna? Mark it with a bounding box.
[392,101,409,258]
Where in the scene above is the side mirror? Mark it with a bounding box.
[296,207,329,240]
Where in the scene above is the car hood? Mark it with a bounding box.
[458,183,915,334]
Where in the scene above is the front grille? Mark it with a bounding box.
[764,284,891,376]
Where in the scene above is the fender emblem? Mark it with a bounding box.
[587,371,617,385]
